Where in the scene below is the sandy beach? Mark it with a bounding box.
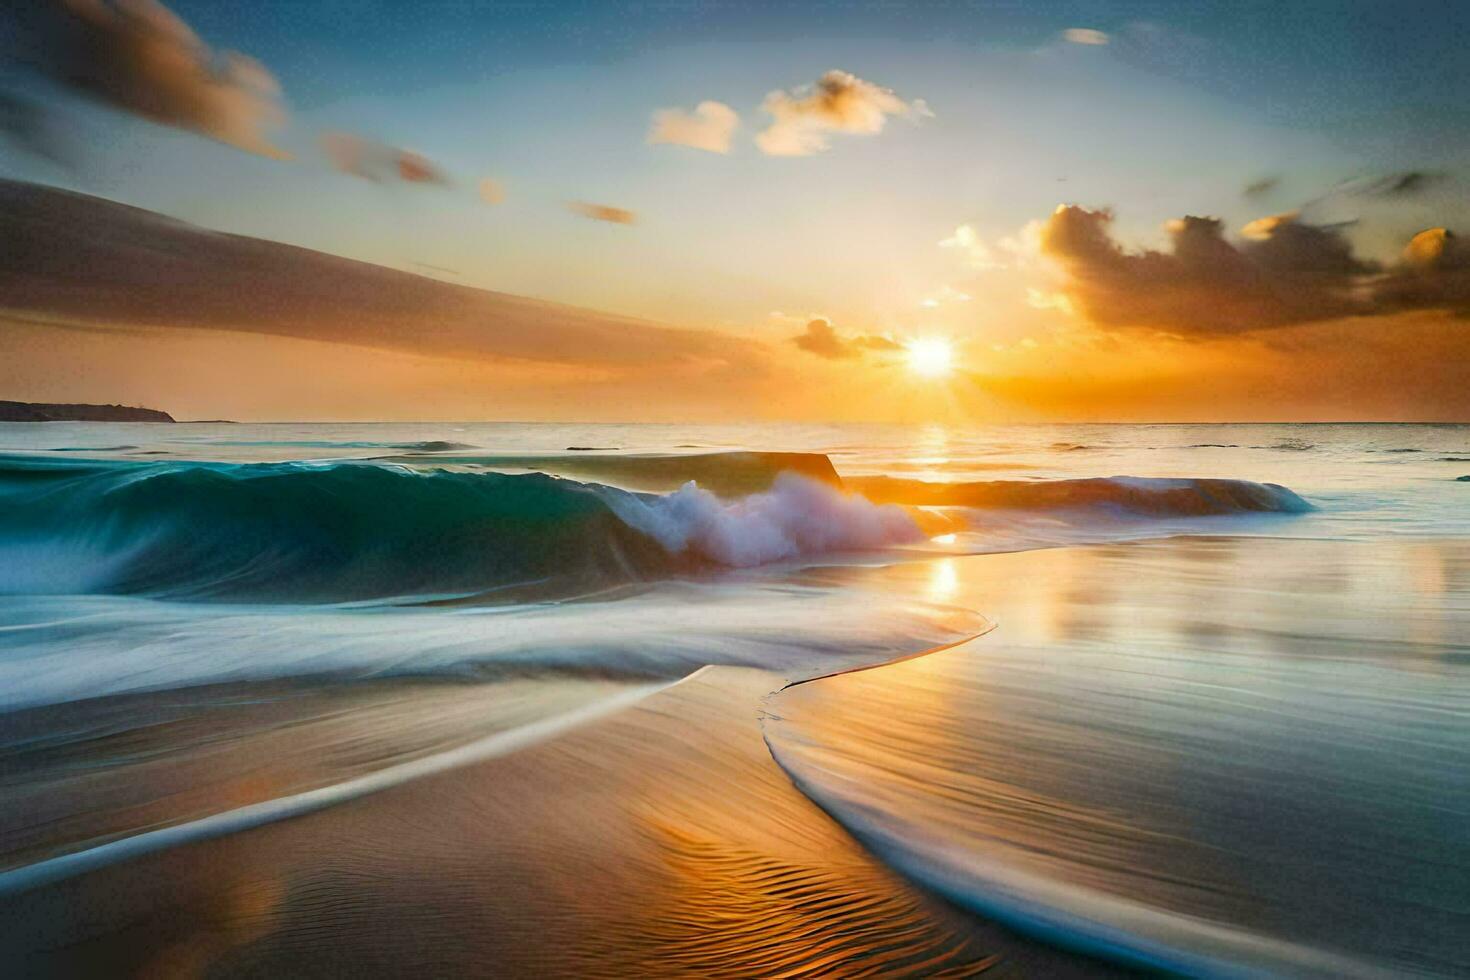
[0,659,1115,978]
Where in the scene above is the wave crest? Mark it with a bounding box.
[0,458,918,601]
[610,472,923,567]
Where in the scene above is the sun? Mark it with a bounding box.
[905,338,954,378]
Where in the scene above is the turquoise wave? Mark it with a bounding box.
[0,456,676,601]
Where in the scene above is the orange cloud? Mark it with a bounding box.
[968,311,1470,422]
[790,318,901,359]
[1377,227,1470,313]
[1239,211,1299,240]
[569,201,637,225]
[477,177,505,205]
[791,318,852,358]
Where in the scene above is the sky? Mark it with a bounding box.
[1,0,1468,422]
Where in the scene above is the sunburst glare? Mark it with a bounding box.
[905,338,954,378]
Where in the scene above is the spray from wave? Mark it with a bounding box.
[609,473,923,566]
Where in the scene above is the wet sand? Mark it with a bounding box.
[0,675,648,874]
[0,664,1115,978]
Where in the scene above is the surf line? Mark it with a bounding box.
[764,736,1388,979]
[776,616,997,690]
[0,670,706,897]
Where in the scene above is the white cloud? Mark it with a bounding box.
[1063,28,1111,46]
[920,285,973,308]
[756,70,926,157]
[648,100,739,154]
[940,224,1004,270]
[1026,287,1075,315]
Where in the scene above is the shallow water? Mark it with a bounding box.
[0,421,1465,975]
[767,538,1470,977]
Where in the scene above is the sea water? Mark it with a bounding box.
[0,421,1465,975]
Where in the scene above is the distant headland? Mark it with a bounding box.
[0,401,176,423]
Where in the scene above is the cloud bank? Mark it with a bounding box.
[1038,204,1470,335]
[756,70,927,157]
[0,180,753,374]
[648,100,739,154]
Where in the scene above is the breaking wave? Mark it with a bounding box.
[0,454,1312,603]
[610,474,923,567]
[0,457,916,602]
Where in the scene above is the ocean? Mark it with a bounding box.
[0,421,1466,976]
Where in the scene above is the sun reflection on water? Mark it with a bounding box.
[927,558,959,600]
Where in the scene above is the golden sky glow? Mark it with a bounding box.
[2,3,1468,422]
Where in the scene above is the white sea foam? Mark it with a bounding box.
[611,472,924,566]
[0,584,985,710]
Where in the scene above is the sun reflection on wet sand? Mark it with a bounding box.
[927,557,959,600]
